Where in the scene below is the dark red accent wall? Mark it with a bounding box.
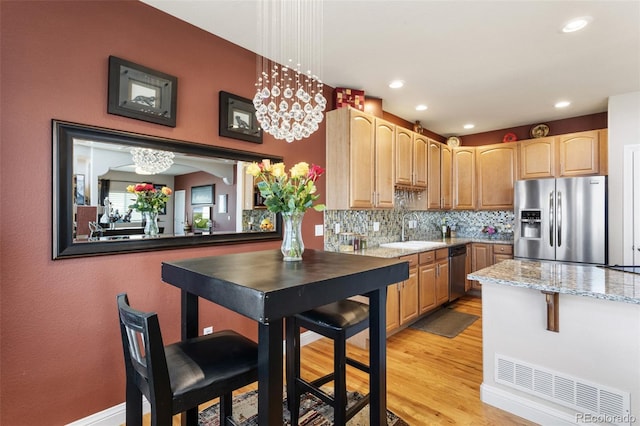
[0,1,327,424]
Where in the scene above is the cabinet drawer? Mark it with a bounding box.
[400,254,419,268]
[419,251,435,264]
[493,244,513,255]
[435,248,449,260]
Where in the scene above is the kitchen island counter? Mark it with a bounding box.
[468,259,640,305]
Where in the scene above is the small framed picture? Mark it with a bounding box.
[219,91,263,144]
[108,56,178,127]
[191,184,214,205]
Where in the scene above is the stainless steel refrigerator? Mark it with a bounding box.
[514,176,607,264]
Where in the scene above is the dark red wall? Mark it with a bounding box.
[0,1,326,424]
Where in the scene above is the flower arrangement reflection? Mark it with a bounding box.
[127,183,173,213]
[246,160,325,214]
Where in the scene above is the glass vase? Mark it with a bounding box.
[281,211,304,261]
[144,211,160,237]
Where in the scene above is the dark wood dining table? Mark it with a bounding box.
[161,249,409,426]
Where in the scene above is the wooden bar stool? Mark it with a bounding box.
[285,299,371,425]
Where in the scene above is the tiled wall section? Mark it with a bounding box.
[324,209,514,251]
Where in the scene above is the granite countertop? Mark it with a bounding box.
[468,259,640,305]
[342,237,513,258]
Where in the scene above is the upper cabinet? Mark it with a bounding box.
[519,129,607,179]
[395,128,428,189]
[441,145,452,209]
[476,143,517,210]
[326,107,394,209]
[452,147,476,210]
[427,140,442,209]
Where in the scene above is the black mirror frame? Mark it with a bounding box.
[52,120,282,259]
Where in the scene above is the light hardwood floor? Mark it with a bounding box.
[136,294,536,425]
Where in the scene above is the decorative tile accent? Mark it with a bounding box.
[324,208,514,250]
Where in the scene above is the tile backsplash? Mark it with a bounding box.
[324,209,514,251]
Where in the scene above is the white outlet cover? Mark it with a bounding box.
[334,223,341,233]
[373,222,380,232]
[315,224,324,236]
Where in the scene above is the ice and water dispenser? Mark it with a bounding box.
[519,210,541,239]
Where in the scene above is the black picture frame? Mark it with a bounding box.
[108,56,178,127]
[219,91,263,144]
[191,185,214,205]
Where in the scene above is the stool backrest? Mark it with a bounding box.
[117,293,171,403]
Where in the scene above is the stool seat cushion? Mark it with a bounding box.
[167,330,258,397]
[296,300,369,329]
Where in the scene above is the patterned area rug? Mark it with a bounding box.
[410,307,479,338]
[199,389,409,425]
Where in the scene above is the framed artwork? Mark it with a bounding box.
[191,184,214,205]
[108,56,178,127]
[219,91,263,144]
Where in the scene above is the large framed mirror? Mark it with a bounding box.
[53,120,282,259]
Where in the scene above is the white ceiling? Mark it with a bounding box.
[141,0,640,137]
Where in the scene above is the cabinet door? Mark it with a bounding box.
[386,283,400,333]
[399,267,419,325]
[375,119,395,208]
[452,147,476,210]
[435,259,449,305]
[418,263,436,314]
[493,243,513,264]
[441,145,452,209]
[519,137,555,179]
[471,243,492,290]
[476,143,517,209]
[427,140,442,209]
[395,127,413,186]
[413,134,429,188]
[465,243,472,292]
[348,110,376,208]
[557,131,600,176]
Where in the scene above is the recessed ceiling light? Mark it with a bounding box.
[463,124,475,129]
[562,17,592,33]
[555,101,571,108]
[389,80,404,89]
[416,104,428,111]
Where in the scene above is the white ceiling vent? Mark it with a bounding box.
[495,354,631,426]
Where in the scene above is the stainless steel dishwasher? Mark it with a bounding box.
[448,245,467,301]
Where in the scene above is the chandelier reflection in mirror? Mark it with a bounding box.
[253,0,327,143]
[131,148,175,175]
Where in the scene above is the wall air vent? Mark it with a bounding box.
[495,354,631,426]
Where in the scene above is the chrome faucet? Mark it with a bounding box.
[401,212,419,242]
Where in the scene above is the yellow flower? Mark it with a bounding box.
[290,162,309,179]
[270,162,286,178]
[126,185,135,193]
[161,186,172,196]
[246,162,261,177]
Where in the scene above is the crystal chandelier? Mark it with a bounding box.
[131,148,174,175]
[253,0,327,143]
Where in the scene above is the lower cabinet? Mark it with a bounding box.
[470,242,513,290]
[386,283,400,333]
[399,265,419,325]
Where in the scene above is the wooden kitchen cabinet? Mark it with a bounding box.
[465,243,472,292]
[470,243,493,290]
[418,251,436,314]
[476,143,517,209]
[519,130,607,179]
[399,254,419,325]
[557,130,601,176]
[386,283,400,333]
[470,243,513,289]
[326,107,395,209]
[414,134,429,188]
[452,146,476,210]
[519,136,555,179]
[434,249,450,305]
[394,128,428,189]
[441,145,452,209]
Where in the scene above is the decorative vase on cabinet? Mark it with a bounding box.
[281,211,305,261]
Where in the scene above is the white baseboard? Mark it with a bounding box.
[67,331,321,426]
[480,383,578,425]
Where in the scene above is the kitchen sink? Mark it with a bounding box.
[379,240,447,250]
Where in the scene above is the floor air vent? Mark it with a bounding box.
[495,354,631,425]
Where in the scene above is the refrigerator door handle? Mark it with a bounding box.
[557,191,562,247]
[549,191,554,246]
